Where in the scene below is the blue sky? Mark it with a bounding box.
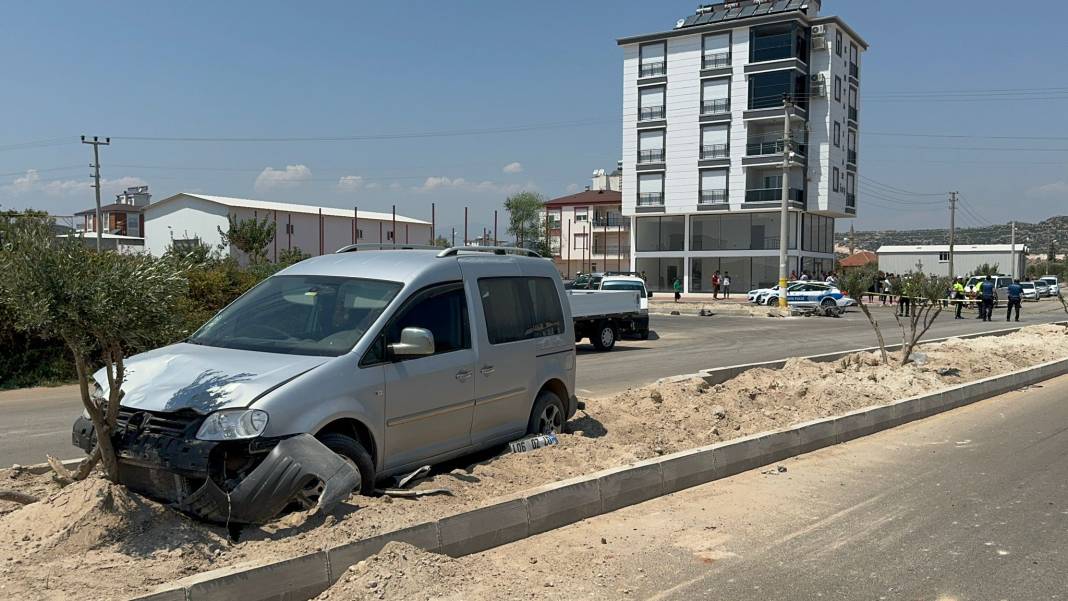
[1,0,1066,236]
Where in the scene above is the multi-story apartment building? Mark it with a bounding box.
[618,0,866,292]
[75,185,151,238]
[544,167,629,277]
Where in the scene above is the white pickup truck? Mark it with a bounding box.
[568,282,650,351]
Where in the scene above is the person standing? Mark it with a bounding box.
[953,277,966,319]
[800,271,810,281]
[1006,279,1023,322]
[711,270,721,299]
[979,275,996,322]
[673,276,682,303]
[722,272,732,299]
[898,276,911,317]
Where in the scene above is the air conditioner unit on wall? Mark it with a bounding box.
[812,24,826,35]
[812,36,827,50]
[810,74,827,97]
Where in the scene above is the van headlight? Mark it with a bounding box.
[196,409,269,441]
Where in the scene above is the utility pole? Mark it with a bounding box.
[848,223,855,256]
[1010,220,1017,279]
[81,135,110,251]
[777,98,792,309]
[948,191,958,280]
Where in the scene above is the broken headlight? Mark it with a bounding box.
[196,409,269,441]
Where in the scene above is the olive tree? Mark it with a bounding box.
[505,191,551,255]
[218,214,276,264]
[895,272,953,365]
[0,221,187,482]
[838,265,889,364]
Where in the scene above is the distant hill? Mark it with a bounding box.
[837,216,1068,255]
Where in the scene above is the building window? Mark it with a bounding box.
[699,169,728,205]
[387,230,394,241]
[849,43,860,78]
[635,257,685,293]
[848,87,858,121]
[637,173,665,207]
[635,215,684,252]
[574,207,588,222]
[938,252,950,263]
[846,173,856,208]
[700,78,730,115]
[701,124,729,159]
[690,213,792,252]
[832,167,840,193]
[833,121,841,147]
[847,129,857,164]
[356,228,363,239]
[748,70,806,110]
[835,31,843,56]
[639,86,666,121]
[573,233,588,250]
[638,129,666,163]
[834,76,842,102]
[750,23,806,63]
[702,32,730,69]
[639,41,667,78]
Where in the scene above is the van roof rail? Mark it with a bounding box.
[335,243,440,253]
[436,245,542,258]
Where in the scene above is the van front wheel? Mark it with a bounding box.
[317,433,376,495]
[527,390,566,435]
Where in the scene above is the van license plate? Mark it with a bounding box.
[508,433,559,454]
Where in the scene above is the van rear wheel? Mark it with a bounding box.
[317,433,376,496]
[527,390,566,435]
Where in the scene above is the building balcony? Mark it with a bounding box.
[848,106,858,122]
[637,148,665,163]
[639,61,666,78]
[699,189,728,205]
[745,188,804,203]
[592,216,630,229]
[700,144,729,160]
[592,245,632,256]
[639,106,665,121]
[847,149,857,164]
[701,98,730,115]
[849,62,859,79]
[702,52,730,70]
[846,193,856,208]
[637,193,664,207]
[745,136,806,157]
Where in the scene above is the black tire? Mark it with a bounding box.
[591,321,616,351]
[821,298,836,309]
[317,432,376,495]
[527,389,566,435]
[636,317,650,340]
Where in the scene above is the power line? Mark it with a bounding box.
[0,137,79,153]
[863,131,1068,141]
[859,175,944,197]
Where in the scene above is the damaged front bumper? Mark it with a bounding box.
[72,414,359,524]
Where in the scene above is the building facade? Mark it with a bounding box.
[618,0,866,292]
[544,188,629,278]
[877,245,1029,279]
[144,193,432,263]
[75,185,151,238]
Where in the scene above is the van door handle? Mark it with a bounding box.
[480,365,495,376]
[455,369,472,381]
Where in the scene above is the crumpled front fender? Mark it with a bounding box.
[182,433,359,524]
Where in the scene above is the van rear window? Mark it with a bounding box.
[477,277,564,345]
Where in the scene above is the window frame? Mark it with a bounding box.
[832,167,840,193]
[359,281,470,366]
[833,121,841,147]
[834,76,842,102]
[478,277,565,346]
[835,31,843,56]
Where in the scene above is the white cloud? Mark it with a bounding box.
[414,176,534,195]
[337,175,364,192]
[1,169,146,198]
[1028,181,1068,198]
[502,162,523,174]
[389,182,402,190]
[565,183,581,194]
[254,165,311,191]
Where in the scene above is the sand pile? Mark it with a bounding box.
[314,542,477,601]
[0,466,65,516]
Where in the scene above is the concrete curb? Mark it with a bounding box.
[128,353,1068,601]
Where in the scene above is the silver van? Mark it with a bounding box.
[72,247,578,522]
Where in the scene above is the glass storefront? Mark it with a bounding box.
[636,257,685,292]
[635,216,685,252]
[690,213,798,251]
[690,255,783,293]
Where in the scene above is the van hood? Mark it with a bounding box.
[96,342,330,414]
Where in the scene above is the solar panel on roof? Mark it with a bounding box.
[694,12,714,25]
[753,3,773,15]
[772,0,791,11]
[787,0,805,8]
[682,15,700,27]
[708,10,726,23]
[738,4,757,17]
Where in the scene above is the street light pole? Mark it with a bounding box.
[777,98,792,309]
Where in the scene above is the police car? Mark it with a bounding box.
[747,281,800,305]
[786,282,854,309]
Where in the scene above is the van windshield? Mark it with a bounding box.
[188,275,402,356]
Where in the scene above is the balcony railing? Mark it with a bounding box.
[701,98,730,115]
[848,106,858,121]
[700,189,728,204]
[700,144,729,159]
[849,62,859,79]
[638,148,665,163]
[639,61,666,78]
[593,244,632,255]
[750,33,794,63]
[745,188,804,203]
[592,216,630,228]
[745,136,806,157]
[637,193,664,207]
[639,106,666,121]
[847,149,857,164]
[702,52,730,69]
[846,193,856,207]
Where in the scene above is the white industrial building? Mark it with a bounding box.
[618,0,866,292]
[144,193,432,262]
[876,244,1029,279]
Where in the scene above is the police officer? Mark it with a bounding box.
[1006,279,1023,322]
[979,275,996,322]
[953,277,966,319]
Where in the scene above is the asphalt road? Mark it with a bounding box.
[462,373,1068,600]
[0,299,1063,467]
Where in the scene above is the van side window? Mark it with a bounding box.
[361,283,469,365]
[478,277,564,345]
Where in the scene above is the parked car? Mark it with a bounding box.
[1039,275,1061,296]
[964,275,1013,307]
[1033,280,1050,298]
[786,282,851,310]
[1019,281,1040,302]
[72,247,579,524]
[747,281,800,305]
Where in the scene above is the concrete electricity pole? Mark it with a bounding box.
[777,97,793,309]
[948,191,958,280]
[1010,220,1017,278]
[81,135,110,251]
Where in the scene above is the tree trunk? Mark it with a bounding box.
[72,353,121,482]
[857,302,889,364]
[0,490,37,505]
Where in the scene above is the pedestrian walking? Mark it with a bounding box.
[898,276,911,317]
[673,277,682,303]
[722,272,732,298]
[979,275,996,322]
[711,271,721,299]
[953,277,966,319]
[1006,279,1023,322]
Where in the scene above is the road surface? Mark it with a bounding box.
[0,300,1063,466]
[446,372,1068,600]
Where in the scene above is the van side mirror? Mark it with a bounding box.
[388,327,435,357]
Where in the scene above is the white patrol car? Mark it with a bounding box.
[747,281,800,305]
[786,282,853,309]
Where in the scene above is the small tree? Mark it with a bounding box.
[0,222,187,481]
[838,265,889,364]
[433,235,450,248]
[895,272,953,364]
[277,246,311,266]
[505,191,550,254]
[218,214,276,264]
[973,262,1000,277]
[1049,241,1057,263]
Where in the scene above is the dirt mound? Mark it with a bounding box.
[0,477,227,562]
[315,542,472,601]
[0,466,65,516]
